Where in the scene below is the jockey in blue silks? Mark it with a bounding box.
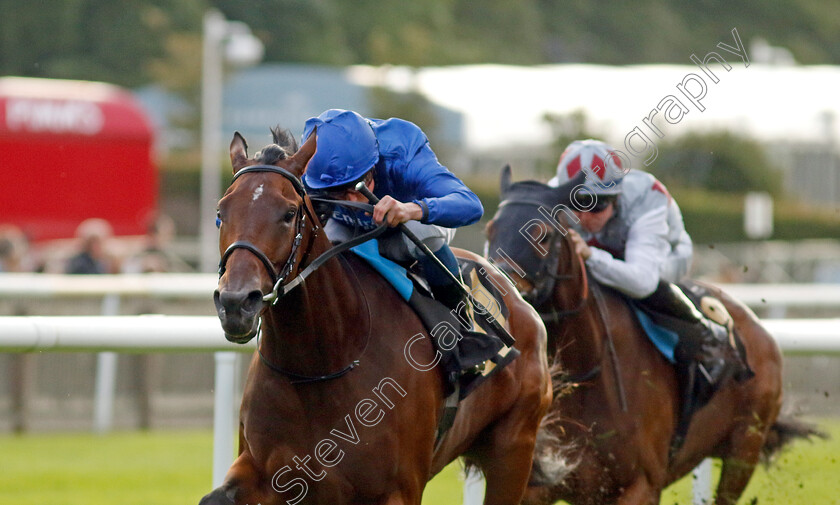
[301,109,483,309]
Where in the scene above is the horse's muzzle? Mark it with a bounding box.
[214,288,263,343]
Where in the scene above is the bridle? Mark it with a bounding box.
[493,197,589,319]
[494,193,625,400]
[217,164,386,304]
[218,164,314,304]
[216,163,385,385]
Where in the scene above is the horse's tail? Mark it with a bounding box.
[761,415,829,463]
[529,360,579,488]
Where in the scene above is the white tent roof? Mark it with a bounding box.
[348,63,840,152]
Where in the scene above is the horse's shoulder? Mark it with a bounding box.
[452,247,483,263]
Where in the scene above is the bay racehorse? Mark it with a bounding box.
[484,166,814,505]
[200,131,553,505]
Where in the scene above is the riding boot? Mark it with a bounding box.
[421,245,489,378]
[432,279,468,312]
[421,243,467,312]
[639,281,748,391]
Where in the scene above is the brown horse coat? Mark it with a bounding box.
[485,168,785,505]
[202,132,553,505]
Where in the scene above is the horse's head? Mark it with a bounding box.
[213,128,318,343]
[485,165,580,307]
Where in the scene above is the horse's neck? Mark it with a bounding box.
[550,256,605,369]
[261,232,368,373]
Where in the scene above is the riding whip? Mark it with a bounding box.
[355,182,515,347]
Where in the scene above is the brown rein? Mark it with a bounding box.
[539,240,591,323]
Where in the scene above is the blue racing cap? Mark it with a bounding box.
[301,109,380,190]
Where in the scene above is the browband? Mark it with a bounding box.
[231,164,307,196]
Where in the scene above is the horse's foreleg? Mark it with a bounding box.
[715,457,759,505]
[613,476,660,505]
[475,401,549,505]
[381,487,423,505]
[478,437,539,505]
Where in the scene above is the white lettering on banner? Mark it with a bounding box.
[5,99,104,135]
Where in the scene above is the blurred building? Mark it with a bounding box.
[135,63,465,160]
[137,63,840,205]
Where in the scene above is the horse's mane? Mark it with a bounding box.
[255,126,299,164]
[503,180,564,207]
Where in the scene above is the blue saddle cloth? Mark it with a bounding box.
[350,239,414,301]
[349,238,518,398]
[630,304,679,364]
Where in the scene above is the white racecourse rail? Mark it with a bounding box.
[1,273,839,495]
[1,272,839,306]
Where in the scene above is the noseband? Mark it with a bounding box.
[217,164,388,304]
[217,164,313,304]
[217,164,383,384]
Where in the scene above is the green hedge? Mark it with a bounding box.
[466,177,840,244]
[673,188,840,243]
[159,167,840,244]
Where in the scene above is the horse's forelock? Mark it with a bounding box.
[255,144,289,165]
[253,127,300,165]
[270,126,299,154]
[502,180,563,208]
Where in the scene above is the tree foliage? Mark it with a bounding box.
[0,0,204,87]
[543,110,605,161]
[651,131,784,196]
[4,0,840,90]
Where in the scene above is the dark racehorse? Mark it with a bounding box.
[200,132,553,505]
[484,166,813,505]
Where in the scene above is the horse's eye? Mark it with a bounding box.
[283,209,297,223]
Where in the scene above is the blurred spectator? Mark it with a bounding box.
[66,218,115,274]
[0,225,30,272]
[122,214,191,273]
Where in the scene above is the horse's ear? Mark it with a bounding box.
[230,132,249,173]
[500,164,513,194]
[287,131,316,178]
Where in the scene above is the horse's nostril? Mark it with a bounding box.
[213,290,225,315]
[215,289,259,315]
[244,290,264,311]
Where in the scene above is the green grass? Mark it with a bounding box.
[1,421,837,505]
[659,418,840,505]
[0,430,212,505]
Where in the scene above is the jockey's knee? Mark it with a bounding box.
[323,219,355,243]
[404,234,447,256]
[398,222,454,259]
[660,254,691,283]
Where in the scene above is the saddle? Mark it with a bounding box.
[627,280,754,456]
[350,240,520,440]
[406,259,520,397]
